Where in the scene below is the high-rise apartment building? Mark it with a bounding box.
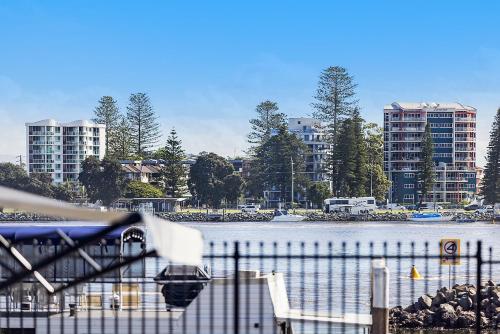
[26,119,106,184]
[288,117,329,182]
[383,102,477,204]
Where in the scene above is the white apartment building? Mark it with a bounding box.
[288,117,329,182]
[25,119,106,184]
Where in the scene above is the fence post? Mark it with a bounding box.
[234,241,240,334]
[476,240,482,334]
[371,258,389,334]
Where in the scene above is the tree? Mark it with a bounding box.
[0,163,77,201]
[126,93,161,157]
[329,118,357,196]
[482,109,500,204]
[248,100,287,145]
[99,158,127,206]
[306,182,331,208]
[93,96,120,154]
[158,129,187,197]
[312,66,358,146]
[365,123,391,200]
[109,115,134,159]
[78,156,102,203]
[249,127,309,204]
[223,174,245,204]
[351,110,368,197]
[125,180,164,198]
[0,163,30,190]
[418,122,435,208]
[188,152,234,208]
[79,157,126,205]
[52,183,76,202]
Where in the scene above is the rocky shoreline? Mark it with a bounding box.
[157,211,493,223]
[390,282,500,330]
[0,211,493,223]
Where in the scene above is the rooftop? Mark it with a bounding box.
[384,102,476,112]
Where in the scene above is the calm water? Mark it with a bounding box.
[177,220,500,309]
[175,220,500,333]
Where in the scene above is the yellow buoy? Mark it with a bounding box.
[410,265,422,279]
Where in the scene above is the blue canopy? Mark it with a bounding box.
[0,225,143,244]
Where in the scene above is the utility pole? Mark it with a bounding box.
[290,157,294,209]
[16,155,23,167]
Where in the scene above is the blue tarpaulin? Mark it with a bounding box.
[0,225,135,243]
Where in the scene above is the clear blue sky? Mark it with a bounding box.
[1,1,499,165]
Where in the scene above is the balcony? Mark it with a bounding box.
[29,131,46,136]
[455,127,475,132]
[455,117,475,122]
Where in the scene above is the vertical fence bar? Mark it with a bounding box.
[234,241,240,334]
[476,240,482,334]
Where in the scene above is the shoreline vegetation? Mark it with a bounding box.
[0,210,494,223]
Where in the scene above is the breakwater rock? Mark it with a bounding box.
[157,211,410,222]
[0,212,64,221]
[390,282,500,330]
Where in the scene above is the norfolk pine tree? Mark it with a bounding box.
[109,116,134,159]
[418,123,435,209]
[93,96,120,154]
[482,108,500,204]
[247,100,287,145]
[312,66,359,187]
[160,128,188,198]
[126,93,161,157]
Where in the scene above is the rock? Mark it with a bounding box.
[459,296,473,311]
[492,289,500,301]
[445,289,457,302]
[432,291,447,307]
[481,298,490,311]
[456,312,476,328]
[439,303,456,315]
[418,295,433,309]
[454,284,468,293]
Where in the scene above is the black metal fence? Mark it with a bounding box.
[1,239,499,333]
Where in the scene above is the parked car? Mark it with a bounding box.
[238,204,260,214]
[384,203,406,211]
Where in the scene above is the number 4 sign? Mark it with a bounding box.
[440,239,461,265]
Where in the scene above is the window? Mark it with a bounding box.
[404,194,414,200]
[404,184,415,189]
[404,173,415,178]
[429,123,452,128]
[432,133,452,138]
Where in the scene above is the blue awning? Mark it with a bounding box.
[0,225,143,244]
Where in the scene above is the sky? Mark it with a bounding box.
[0,1,499,166]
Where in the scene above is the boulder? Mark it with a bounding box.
[445,289,457,302]
[432,291,447,307]
[459,296,473,311]
[456,312,475,328]
[439,303,456,315]
[418,295,433,309]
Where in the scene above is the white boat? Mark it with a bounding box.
[408,212,453,222]
[271,210,305,222]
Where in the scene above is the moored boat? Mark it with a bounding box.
[271,209,305,222]
[407,212,453,222]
